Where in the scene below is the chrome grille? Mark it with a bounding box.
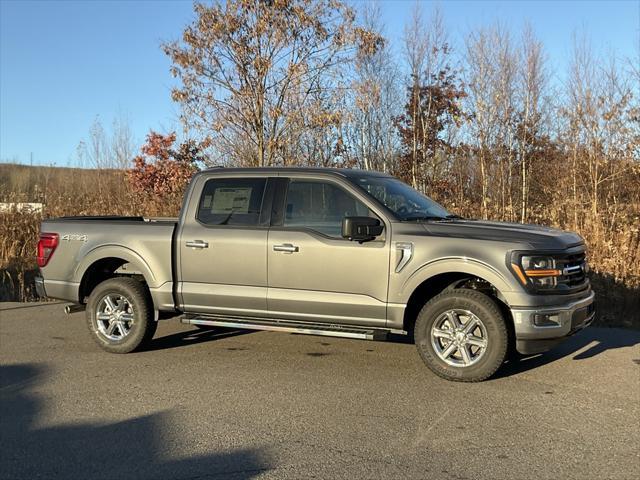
[556,252,588,291]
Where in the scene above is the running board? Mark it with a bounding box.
[181,316,388,341]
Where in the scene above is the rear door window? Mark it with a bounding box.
[197,178,266,226]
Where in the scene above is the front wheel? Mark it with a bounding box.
[86,277,157,354]
[414,289,508,382]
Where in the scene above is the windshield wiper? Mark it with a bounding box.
[402,214,465,222]
[402,215,448,222]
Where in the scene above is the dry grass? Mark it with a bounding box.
[0,164,181,301]
[1,163,637,329]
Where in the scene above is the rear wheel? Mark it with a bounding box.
[86,277,156,353]
[414,289,508,382]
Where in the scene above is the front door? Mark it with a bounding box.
[178,175,271,316]
[267,177,390,327]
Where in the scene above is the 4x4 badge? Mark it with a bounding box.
[61,234,87,242]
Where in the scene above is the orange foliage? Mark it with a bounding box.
[126,131,205,199]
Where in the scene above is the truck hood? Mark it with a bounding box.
[419,219,584,250]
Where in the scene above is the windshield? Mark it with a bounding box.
[349,175,451,221]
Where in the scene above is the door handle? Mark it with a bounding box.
[273,243,299,253]
[186,240,209,249]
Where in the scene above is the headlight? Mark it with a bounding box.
[511,255,562,290]
[521,256,555,270]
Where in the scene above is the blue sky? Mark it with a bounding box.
[1,0,637,167]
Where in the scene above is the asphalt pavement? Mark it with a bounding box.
[1,302,639,480]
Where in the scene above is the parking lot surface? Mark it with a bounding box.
[1,302,639,479]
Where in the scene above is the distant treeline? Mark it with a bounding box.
[0,162,638,329]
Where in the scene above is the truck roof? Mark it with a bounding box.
[202,166,391,178]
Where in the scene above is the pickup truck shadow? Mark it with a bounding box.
[145,327,254,352]
[0,363,271,479]
[495,327,640,379]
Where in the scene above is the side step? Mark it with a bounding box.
[181,315,388,341]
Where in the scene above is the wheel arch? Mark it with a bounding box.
[401,269,515,345]
[401,258,512,299]
[76,246,156,304]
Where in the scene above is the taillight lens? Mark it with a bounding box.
[37,233,59,267]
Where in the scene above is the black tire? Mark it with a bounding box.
[414,289,508,382]
[143,313,159,342]
[86,277,156,354]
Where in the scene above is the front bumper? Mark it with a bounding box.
[510,290,595,355]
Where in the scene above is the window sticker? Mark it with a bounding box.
[211,187,252,214]
[202,195,213,209]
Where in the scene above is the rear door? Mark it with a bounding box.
[267,176,391,327]
[177,174,274,316]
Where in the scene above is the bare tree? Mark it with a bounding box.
[347,1,400,172]
[403,1,428,85]
[563,34,636,232]
[84,117,109,170]
[111,113,136,170]
[517,24,547,222]
[464,26,499,217]
[77,114,137,171]
[463,24,520,218]
[400,4,461,189]
[494,27,518,219]
[402,2,427,186]
[164,0,382,167]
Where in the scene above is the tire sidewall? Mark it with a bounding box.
[415,290,508,382]
[86,278,152,354]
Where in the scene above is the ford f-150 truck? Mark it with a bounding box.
[36,167,595,381]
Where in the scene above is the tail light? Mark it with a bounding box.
[37,233,59,267]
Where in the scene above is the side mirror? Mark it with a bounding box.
[342,216,383,242]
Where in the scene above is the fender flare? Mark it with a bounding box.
[400,257,513,304]
[74,245,158,288]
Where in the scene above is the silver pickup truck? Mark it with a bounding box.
[36,167,594,381]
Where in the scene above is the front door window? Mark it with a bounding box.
[283,180,371,238]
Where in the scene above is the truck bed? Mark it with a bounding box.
[51,215,179,223]
[39,216,177,307]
